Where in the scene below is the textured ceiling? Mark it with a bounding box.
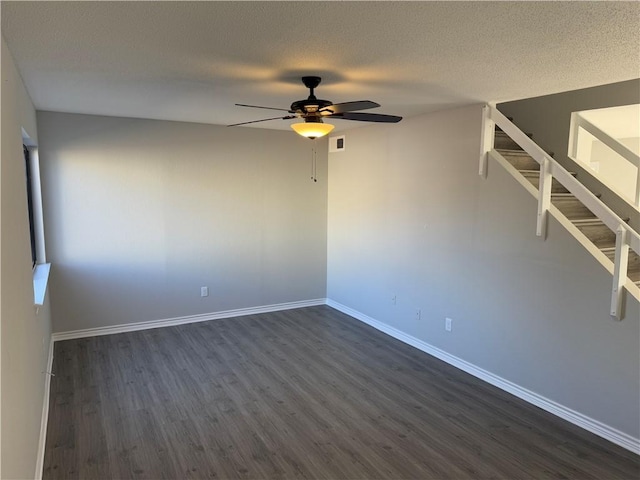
[2,1,639,131]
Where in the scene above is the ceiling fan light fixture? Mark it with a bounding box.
[291,121,334,140]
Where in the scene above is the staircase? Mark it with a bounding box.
[493,129,640,288]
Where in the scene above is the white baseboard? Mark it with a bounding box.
[51,298,327,342]
[326,299,640,455]
[35,337,54,479]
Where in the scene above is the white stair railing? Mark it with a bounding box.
[479,105,640,320]
[568,111,640,208]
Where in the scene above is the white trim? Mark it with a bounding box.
[51,299,327,341]
[35,338,54,479]
[326,299,640,455]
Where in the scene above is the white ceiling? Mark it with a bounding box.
[2,1,639,132]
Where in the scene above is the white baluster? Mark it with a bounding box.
[536,157,552,238]
[610,226,629,320]
[479,104,494,178]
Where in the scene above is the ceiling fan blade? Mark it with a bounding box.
[321,100,380,114]
[235,103,292,113]
[228,115,296,127]
[330,112,402,123]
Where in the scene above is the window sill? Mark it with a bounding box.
[33,263,51,306]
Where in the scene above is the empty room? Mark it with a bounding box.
[2,2,640,479]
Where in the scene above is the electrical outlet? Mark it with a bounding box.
[445,317,452,332]
[200,286,209,297]
[416,309,421,321]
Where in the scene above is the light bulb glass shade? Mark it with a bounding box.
[291,122,334,139]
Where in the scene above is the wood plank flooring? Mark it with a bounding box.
[43,306,639,479]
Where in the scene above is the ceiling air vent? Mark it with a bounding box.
[329,135,345,153]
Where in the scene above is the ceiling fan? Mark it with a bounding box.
[228,76,402,139]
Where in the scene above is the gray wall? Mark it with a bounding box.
[327,104,640,439]
[499,79,640,230]
[1,37,53,479]
[37,112,328,333]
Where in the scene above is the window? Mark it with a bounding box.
[23,141,50,306]
[24,145,38,267]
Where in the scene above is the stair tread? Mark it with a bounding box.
[493,131,529,151]
[601,246,640,254]
[573,218,631,226]
[518,169,577,176]
[552,192,601,200]
[496,148,554,159]
[494,129,532,137]
[572,218,607,226]
[496,148,533,154]
[601,247,640,261]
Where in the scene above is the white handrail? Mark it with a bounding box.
[480,105,640,320]
[568,112,640,207]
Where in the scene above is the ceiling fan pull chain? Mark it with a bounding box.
[311,147,317,182]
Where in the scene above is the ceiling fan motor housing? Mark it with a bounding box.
[301,76,322,90]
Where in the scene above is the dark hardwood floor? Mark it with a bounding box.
[43,305,639,479]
